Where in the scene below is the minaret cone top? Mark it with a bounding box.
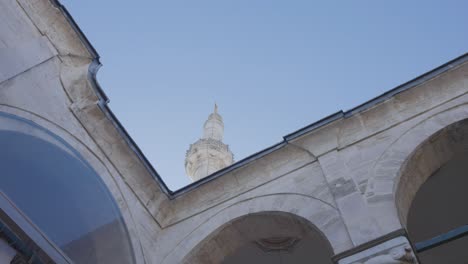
[203,103,224,141]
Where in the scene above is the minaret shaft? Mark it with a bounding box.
[185,105,234,181]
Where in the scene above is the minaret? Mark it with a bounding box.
[185,104,234,181]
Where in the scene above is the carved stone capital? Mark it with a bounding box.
[337,236,418,264]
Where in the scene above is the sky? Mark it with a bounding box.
[60,0,467,190]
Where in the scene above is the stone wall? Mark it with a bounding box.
[1,0,467,263]
[0,0,164,262]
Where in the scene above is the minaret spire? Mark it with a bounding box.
[202,103,224,141]
[185,105,234,182]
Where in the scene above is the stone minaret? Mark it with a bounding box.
[185,104,234,182]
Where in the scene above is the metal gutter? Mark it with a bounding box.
[344,52,468,117]
[171,141,287,198]
[53,0,468,197]
[283,111,344,142]
[50,0,98,57]
[49,1,108,102]
[283,52,468,143]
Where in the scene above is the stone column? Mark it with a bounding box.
[335,236,418,264]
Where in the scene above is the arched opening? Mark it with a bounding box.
[0,113,135,263]
[396,118,468,263]
[184,212,334,264]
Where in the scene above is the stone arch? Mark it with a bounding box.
[395,118,468,226]
[366,103,468,231]
[162,193,352,263]
[395,115,468,263]
[0,107,143,263]
[184,212,334,263]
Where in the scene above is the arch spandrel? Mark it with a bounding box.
[162,193,352,264]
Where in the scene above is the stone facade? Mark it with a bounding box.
[1,0,467,263]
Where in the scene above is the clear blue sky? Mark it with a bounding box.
[61,0,467,190]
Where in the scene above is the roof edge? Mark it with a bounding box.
[54,0,468,197]
[172,52,468,195]
[54,0,172,196]
[283,52,468,143]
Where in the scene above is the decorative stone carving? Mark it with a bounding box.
[359,244,415,264]
[337,236,418,264]
[254,237,300,253]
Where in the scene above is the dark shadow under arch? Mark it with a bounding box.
[184,211,334,264]
[396,118,468,263]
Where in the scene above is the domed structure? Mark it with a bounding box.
[185,104,234,182]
